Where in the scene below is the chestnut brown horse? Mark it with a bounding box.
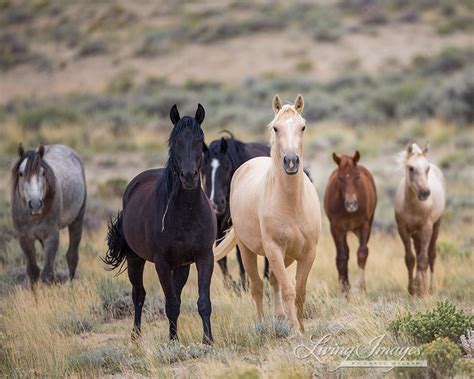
[324,151,377,293]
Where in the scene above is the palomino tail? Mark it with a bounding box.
[214,228,237,261]
[102,211,128,274]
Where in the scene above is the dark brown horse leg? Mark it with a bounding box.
[66,203,85,280]
[127,254,146,339]
[41,231,59,283]
[195,251,214,344]
[330,224,350,293]
[172,264,191,326]
[428,219,441,294]
[416,224,433,297]
[356,223,371,292]
[19,236,40,287]
[398,224,415,295]
[236,246,248,291]
[155,260,180,341]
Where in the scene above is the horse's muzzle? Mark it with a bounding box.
[180,170,199,190]
[28,199,44,215]
[417,189,431,201]
[283,154,300,175]
[344,200,359,213]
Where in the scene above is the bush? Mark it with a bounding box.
[68,346,131,374]
[0,33,31,70]
[152,342,212,364]
[96,178,128,199]
[389,301,473,345]
[77,39,108,57]
[17,105,79,131]
[423,337,461,377]
[95,277,132,320]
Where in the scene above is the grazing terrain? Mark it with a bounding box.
[0,0,473,377]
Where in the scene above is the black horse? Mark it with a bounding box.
[104,104,217,344]
[202,134,270,290]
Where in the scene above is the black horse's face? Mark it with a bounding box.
[202,138,232,215]
[170,104,206,190]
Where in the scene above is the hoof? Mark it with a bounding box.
[131,327,141,341]
[202,335,213,345]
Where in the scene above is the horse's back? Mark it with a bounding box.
[44,145,86,227]
[245,142,270,158]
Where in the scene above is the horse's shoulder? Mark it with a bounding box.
[124,168,163,203]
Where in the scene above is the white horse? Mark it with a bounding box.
[395,142,446,296]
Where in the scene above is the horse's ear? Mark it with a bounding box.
[38,144,45,158]
[406,142,413,155]
[202,142,209,154]
[353,150,360,164]
[170,104,180,125]
[295,94,304,114]
[272,94,282,114]
[332,152,341,165]
[18,143,24,158]
[195,103,205,125]
[423,141,430,155]
[220,137,228,154]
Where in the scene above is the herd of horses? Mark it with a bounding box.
[10,94,446,344]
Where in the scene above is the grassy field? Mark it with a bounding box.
[0,0,473,377]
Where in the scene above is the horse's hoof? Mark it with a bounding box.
[202,336,213,345]
[131,328,141,341]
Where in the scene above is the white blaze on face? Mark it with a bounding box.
[19,158,45,205]
[210,158,220,204]
[285,118,294,151]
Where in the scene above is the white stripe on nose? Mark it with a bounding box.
[210,158,220,203]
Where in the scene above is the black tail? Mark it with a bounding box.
[102,212,128,274]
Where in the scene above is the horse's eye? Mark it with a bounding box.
[409,166,414,173]
[426,167,430,174]
[19,172,23,177]
[273,127,278,133]
[338,177,344,181]
[302,126,306,132]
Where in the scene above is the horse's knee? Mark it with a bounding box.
[197,296,211,318]
[336,255,348,274]
[250,280,263,298]
[405,252,415,269]
[417,254,429,272]
[282,285,296,303]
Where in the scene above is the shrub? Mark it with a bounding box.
[389,301,473,345]
[0,33,31,70]
[460,328,474,357]
[95,277,132,320]
[152,342,212,364]
[77,39,108,57]
[17,105,79,131]
[423,337,461,377]
[105,70,135,95]
[96,177,128,199]
[68,346,131,374]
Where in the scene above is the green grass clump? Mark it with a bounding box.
[423,337,462,377]
[68,346,131,374]
[389,301,473,345]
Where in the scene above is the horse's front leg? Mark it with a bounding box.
[41,231,59,283]
[155,259,180,341]
[195,251,214,344]
[330,224,350,293]
[416,223,433,297]
[356,223,371,292]
[295,249,316,332]
[397,222,415,295]
[19,236,40,287]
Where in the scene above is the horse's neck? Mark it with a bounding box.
[270,154,305,208]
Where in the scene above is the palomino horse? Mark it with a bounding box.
[11,144,86,286]
[104,104,217,344]
[324,151,377,293]
[395,142,446,296]
[214,95,321,332]
[202,134,270,290]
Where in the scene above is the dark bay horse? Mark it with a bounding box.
[11,144,86,286]
[202,134,270,290]
[103,104,217,344]
[324,151,377,293]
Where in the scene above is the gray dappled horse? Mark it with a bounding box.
[11,144,86,286]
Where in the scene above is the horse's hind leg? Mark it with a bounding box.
[127,253,146,339]
[41,231,59,283]
[356,223,371,292]
[239,242,264,322]
[19,236,40,287]
[428,219,441,294]
[66,204,85,280]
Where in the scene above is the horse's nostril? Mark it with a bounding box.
[28,200,33,209]
[295,156,300,165]
[193,170,198,176]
